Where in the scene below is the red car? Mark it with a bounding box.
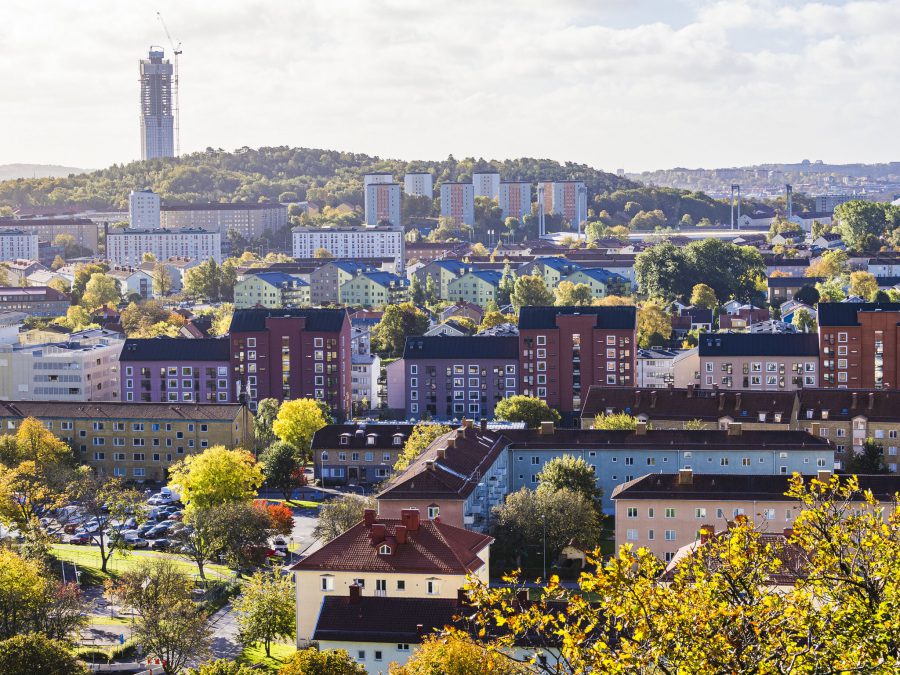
[69,532,91,545]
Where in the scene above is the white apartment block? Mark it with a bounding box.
[499,181,532,220]
[440,183,475,226]
[128,189,161,229]
[106,228,222,266]
[292,226,405,271]
[0,330,123,402]
[472,172,500,200]
[364,173,394,188]
[403,172,433,198]
[364,183,401,226]
[551,181,588,225]
[160,203,288,238]
[636,348,700,389]
[0,230,39,261]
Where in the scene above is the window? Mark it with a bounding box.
[537,335,546,345]
[397,644,410,652]
[374,650,383,661]
[379,544,391,554]
[397,580,405,591]
[665,508,675,519]
[627,507,638,519]
[357,650,365,661]
[695,507,706,518]
[320,576,334,591]
[626,529,638,541]
[426,580,439,595]
[428,505,440,519]
[665,530,676,541]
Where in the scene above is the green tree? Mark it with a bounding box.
[536,455,603,507]
[792,308,818,333]
[233,568,295,657]
[187,659,257,675]
[849,270,878,300]
[215,501,274,570]
[497,261,515,306]
[0,633,87,675]
[390,632,527,674]
[409,273,425,305]
[510,274,553,310]
[53,305,96,332]
[314,247,332,259]
[370,302,430,358]
[794,285,820,306]
[806,249,848,279]
[493,395,561,429]
[816,278,846,303]
[554,281,593,306]
[50,254,66,271]
[313,494,376,542]
[844,438,890,474]
[260,441,303,500]
[168,446,265,515]
[636,302,672,348]
[834,200,890,252]
[152,263,173,296]
[592,412,640,430]
[80,272,121,310]
[272,399,328,463]
[109,560,211,675]
[689,283,718,310]
[424,274,438,304]
[491,487,602,567]
[253,398,281,450]
[393,423,452,472]
[171,506,227,580]
[277,647,367,675]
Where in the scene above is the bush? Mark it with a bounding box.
[73,646,110,663]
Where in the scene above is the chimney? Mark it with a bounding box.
[416,624,424,636]
[718,393,725,411]
[686,383,695,398]
[677,468,693,485]
[436,447,446,460]
[869,392,875,410]
[463,419,473,430]
[650,390,657,409]
[349,584,362,604]
[401,508,420,532]
[699,525,714,544]
[783,527,794,539]
[425,459,436,471]
[457,588,469,607]
[446,438,456,449]
[635,390,642,409]
[480,418,488,432]
[727,422,743,436]
[734,392,742,411]
[817,469,832,483]
[395,524,407,545]
[634,421,647,435]
[370,523,386,544]
[456,428,465,439]
[363,509,376,527]
[540,421,555,435]
[851,392,858,410]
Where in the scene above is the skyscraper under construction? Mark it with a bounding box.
[139,47,174,160]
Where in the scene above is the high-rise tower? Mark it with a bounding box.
[139,47,174,160]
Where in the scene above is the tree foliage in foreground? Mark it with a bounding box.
[233,567,295,657]
[277,646,367,675]
[465,474,900,674]
[494,396,561,429]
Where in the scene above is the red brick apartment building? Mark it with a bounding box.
[818,303,900,389]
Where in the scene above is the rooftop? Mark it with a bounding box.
[797,388,900,422]
[312,423,416,450]
[161,202,286,212]
[818,302,900,326]
[120,337,230,362]
[698,332,819,357]
[228,307,348,333]
[402,335,518,360]
[518,305,637,330]
[313,595,461,643]
[0,401,245,421]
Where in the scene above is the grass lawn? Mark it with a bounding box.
[264,498,321,509]
[86,614,133,627]
[238,642,296,672]
[52,544,232,582]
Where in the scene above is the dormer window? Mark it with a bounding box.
[806,409,813,419]
[378,544,392,555]
[340,435,350,445]
[821,410,829,420]
[367,435,376,446]
[393,435,404,446]
[774,413,782,423]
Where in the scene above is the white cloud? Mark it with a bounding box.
[0,0,896,171]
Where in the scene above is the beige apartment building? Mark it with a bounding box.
[699,333,819,391]
[0,401,252,481]
[612,471,900,561]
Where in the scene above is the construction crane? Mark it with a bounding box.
[157,11,182,156]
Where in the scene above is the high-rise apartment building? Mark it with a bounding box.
[292,226,405,272]
[228,308,352,414]
[819,303,900,389]
[551,181,588,226]
[129,189,161,229]
[364,183,401,226]
[472,172,500,200]
[439,182,475,226]
[403,172,433,198]
[160,203,288,238]
[0,230,39,262]
[499,181,532,220]
[139,48,174,160]
[519,305,637,415]
[106,228,222,266]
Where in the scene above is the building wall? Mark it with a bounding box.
[0,233,39,261]
[700,356,818,391]
[446,274,498,307]
[551,181,587,224]
[365,184,402,227]
[403,173,433,198]
[404,357,518,420]
[121,361,231,403]
[129,191,161,229]
[376,499,465,528]
[472,173,500,200]
[139,50,174,160]
[160,204,288,238]
[341,276,407,308]
[0,219,99,253]
[107,230,222,266]
[499,182,531,220]
[820,312,900,389]
[292,228,405,272]
[439,183,475,226]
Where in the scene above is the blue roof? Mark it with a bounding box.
[330,260,373,273]
[528,257,582,273]
[467,270,503,286]
[251,272,308,287]
[574,267,627,283]
[432,259,468,274]
[359,271,409,288]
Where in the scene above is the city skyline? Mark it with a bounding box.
[0,0,898,172]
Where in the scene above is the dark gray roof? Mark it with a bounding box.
[698,333,819,357]
[518,305,636,330]
[766,277,824,288]
[402,335,518,360]
[228,307,347,333]
[818,302,900,327]
[313,596,460,643]
[120,337,230,362]
[312,424,416,450]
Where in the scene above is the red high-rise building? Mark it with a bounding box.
[518,305,637,415]
[229,308,352,414]
[819,303,900,389]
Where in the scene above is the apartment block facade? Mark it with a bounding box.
[818,303,900,389]
[439,182,475,226]
[233,272,310,309]
[400,335,518,420]
[499,181,532,220]
[292,226,405,272]
[128,189,161,229]
[312,423,415,486]
[340,271,409,308]
[119,338,232,403]
[0,401,252,481]
[106,228,222,266]
[472,172,500,200]
[0,230,39,261]
[551,181,587,224]
[403,172,433,198]
[160,202,288,238]
[518,305,637,415]
[228,308,351,414]
[699,333,819,391]
[364,183,401,226]
[0,286,70,317]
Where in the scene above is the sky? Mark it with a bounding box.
[0,0,898,173]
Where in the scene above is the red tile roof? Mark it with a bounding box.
[291,517,492,575]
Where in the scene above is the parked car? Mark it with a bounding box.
[150,538,171,551]
[69,532,91,545]
[146,522,174,538]
[138,523,156,537]
[271,537,289,556]
[122,534,149,549]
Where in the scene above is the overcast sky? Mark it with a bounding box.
[1,0,898,173]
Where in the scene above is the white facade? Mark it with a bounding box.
[160,203,288,238]
[636,348,700,389]
[439,183,475,226]
[0,331,123,402]
[106,229,222,266]
[364,183,401,226]
[499,182,532,220]
[403,173,433,198]
[351,353,381,411]
[0,230,39,262]
[472,172,500,200]
[292,226,405,271]
[139,49,174,160]
[363,173,394,188]
[128,190,161,229]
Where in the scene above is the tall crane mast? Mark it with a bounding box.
[157,12,182,156]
